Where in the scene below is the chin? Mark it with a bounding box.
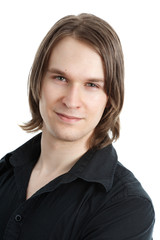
[53,131,91,144]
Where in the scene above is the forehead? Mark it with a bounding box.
[47,36,105,79]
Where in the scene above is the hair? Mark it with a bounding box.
[21,13,124,149]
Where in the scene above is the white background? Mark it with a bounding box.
[0,0,159,238]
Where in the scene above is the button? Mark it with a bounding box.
[15,215,22,222]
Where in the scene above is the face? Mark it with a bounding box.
[39,36,108,147]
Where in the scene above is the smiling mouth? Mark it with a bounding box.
[55,112,83,123]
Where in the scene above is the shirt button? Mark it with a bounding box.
[15,214,22,222]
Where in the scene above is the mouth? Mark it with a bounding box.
[55,112,83,123]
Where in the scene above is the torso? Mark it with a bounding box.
[26,166,68,200]
[26,169,58,200]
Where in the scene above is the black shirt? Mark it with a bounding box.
[0,134,155,239]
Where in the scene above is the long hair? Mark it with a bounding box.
[21,13,124,149]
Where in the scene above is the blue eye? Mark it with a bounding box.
[55,76,66,81]
[87,83,98,88]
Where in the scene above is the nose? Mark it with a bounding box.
[62,85,82,109]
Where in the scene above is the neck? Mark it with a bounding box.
[37,130,88,175]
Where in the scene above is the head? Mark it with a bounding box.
[21,13,124,149]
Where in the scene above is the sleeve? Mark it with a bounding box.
[80,196,155,240]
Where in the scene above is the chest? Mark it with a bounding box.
[1,177,104,240]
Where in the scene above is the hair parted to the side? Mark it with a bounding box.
[20,13,124,149]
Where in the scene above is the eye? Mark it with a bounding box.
[86,82,99,88]
[55,76,66,82]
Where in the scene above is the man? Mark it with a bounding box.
[0,13,155,239]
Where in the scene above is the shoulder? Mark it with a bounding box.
[105,162,155,238]
[112,161,152,200]
[109,161,155,217]
[0,133,41,169]
[0,153,14,186]
[0,152,13,172]
[80,162,155,239]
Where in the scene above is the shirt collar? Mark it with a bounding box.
[9,133,41,167]
[70,144,118,191]
[9,133,118,192]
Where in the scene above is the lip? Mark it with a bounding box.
[55,112,83,123]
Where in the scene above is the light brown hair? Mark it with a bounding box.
[21,13,124,149]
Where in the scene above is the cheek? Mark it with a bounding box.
[91,93,108,110]
[39,87,53,118]
[40,84,57,107]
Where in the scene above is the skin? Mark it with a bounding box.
[40,36,108,145]
[26,36,108,199]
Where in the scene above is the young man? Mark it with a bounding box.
[0,14,155,239]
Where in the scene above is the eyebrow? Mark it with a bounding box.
[47,68,105,83]
[47,68,66,76]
